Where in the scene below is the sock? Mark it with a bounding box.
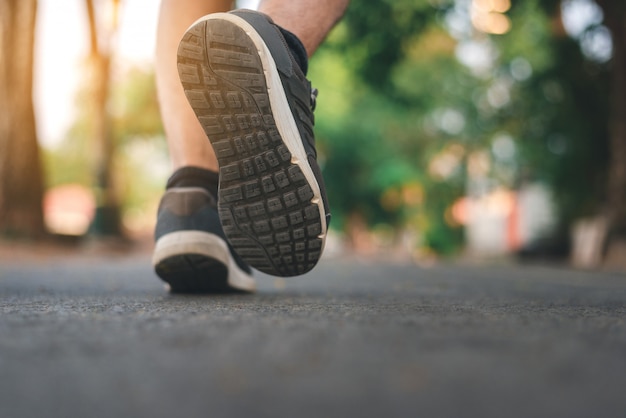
[166,166,219,197]
[278,27,309,75]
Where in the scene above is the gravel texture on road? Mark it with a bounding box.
[1,255,625,418]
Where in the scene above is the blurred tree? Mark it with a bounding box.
[46,66,166,234]
[312,0,469,254]
[595,1,626,228]
[84,0,123,236]
[488,0,619,254]
[313,0,620,256]
[110,68,164,140]
[338,0,438,93]
[109,67,167,226]
[476,0,610,234]
[0,0,45,237]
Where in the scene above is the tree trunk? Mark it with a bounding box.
[0,0,45,237]
[598,2,626,228]
[85,0,122,236]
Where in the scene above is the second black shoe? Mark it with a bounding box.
[153,187,255,293]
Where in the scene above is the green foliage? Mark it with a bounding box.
[312,3,467,254]
[110,68,164,140]
[45,66,167,229]
[491,0,610,226]
[337,0,453,92]
[44,82,93,189]
[43,0,613,252]
[312,0,612,254]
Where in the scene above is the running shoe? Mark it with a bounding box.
[177,10,330,276]
[153,186,255,293]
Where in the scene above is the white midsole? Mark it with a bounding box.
[153,230,256,292]
[191,12,328,244]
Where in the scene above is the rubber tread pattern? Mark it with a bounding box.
[177,18,323,276]
[155,253,244,294]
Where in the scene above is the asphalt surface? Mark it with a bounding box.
[1,252,625,418]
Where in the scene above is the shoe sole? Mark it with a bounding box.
[177,13,327,276]
[153,230,255,293]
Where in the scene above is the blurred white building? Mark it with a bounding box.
[463,182,557,256]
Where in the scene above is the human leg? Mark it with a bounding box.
[154,0,350,290]
[155,0,232,171]
[257,0,350,57]
[154,0,258,293]
[156,0,349,172]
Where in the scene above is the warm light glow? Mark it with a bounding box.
[428,144,465,180]
[35,0,160,148]
[467,151,491,178]
[451,197,469,225]
[402,183,424,207]
[473,0,511,13]
[44,184,96,236]
[471,0,512,35]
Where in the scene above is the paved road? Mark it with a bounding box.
[1,253,625,418]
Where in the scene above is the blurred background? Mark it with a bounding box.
[0,0,624,269]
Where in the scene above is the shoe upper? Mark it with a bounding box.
[230,9,331,227]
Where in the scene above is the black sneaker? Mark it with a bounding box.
[177,10,331,277]
[152,187,255,293]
